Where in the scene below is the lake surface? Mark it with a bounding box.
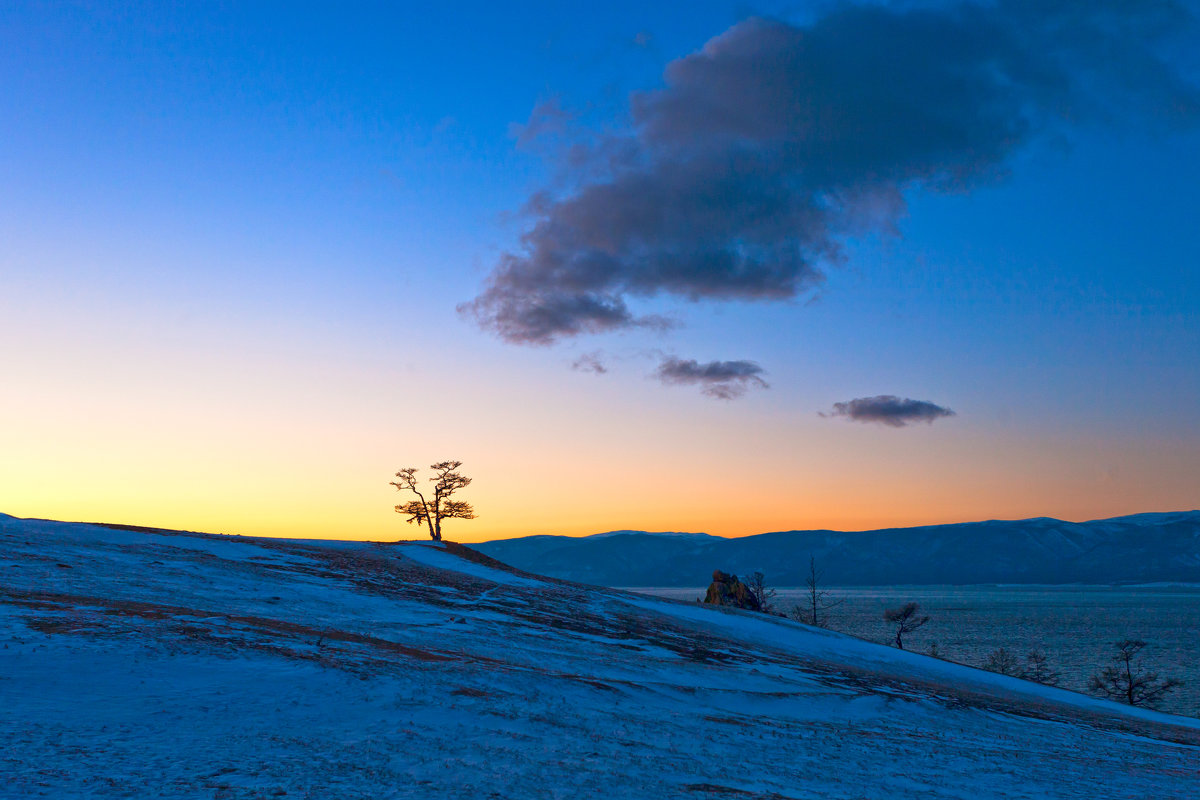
[622,585,1200,719]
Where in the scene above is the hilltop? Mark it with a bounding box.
[2,513,1198,799]
[475,512,1200,586]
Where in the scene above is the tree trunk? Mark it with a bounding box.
[422,500,437,541]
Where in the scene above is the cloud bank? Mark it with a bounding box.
[655,358,768,400]
[462,1,1199,346]
[823,395,956,427]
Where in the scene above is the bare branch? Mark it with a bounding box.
[441,500,476,520]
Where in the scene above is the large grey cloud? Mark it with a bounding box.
[823,395,956,426]
[655,358,768,399]
[461,1,1200,345]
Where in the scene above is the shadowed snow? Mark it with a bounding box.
[2,514,1198,799]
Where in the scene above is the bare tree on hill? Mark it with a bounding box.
[788,555,843,628]
[746,571,777,614]
[883,602,930,650]
[1022,649,1060,686]
[983,647,1021,676]
[1089,639,1181,709]
[391,461,476,541]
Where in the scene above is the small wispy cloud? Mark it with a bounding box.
[822,395,956,427]
[656,357,768,400]
[571,352,608,375]
[507,97,574,150]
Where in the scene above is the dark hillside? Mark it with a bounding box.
[475,512,1200,586]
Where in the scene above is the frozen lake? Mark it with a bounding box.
[624,584,1200,718]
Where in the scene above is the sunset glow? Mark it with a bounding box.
[3,2,1197,543]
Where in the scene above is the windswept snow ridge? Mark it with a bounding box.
[2,514,1198,799]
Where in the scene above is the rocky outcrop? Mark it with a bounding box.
[703,570,760,611]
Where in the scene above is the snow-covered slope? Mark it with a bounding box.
[2,513,1198,799]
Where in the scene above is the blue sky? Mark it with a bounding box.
[2,1,1197,539]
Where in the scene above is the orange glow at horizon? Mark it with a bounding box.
[3,1,1199,561]
[3,280,1197,546]
[5,381,1196,544]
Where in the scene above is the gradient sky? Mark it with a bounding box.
[3,1,1198,542]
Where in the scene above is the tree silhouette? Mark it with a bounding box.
[1022,649,1060,686]
[883,602,930,650]
[390,461,476,541]
[745,571,777,614]
[789,555,843,628]
[1089,639,1181,709]
[982,647,1021,676]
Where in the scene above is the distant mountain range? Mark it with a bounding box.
[474,512,1200,587]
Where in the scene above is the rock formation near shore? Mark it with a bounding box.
[703,570,761,611]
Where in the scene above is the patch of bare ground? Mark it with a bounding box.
[463,581,757,666]
[684,783,804,799]
[91,522,181,535]
[771,651,1200,748]
[440,540,569,584]
[5,588,454,669]
[274,543,512,609]
[703,715,753,727]
[72,524,492,608]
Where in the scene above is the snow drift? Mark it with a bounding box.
[2,513,1198,799]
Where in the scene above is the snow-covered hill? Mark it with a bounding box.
[475,512,1200,586]
[3,513,1198,799]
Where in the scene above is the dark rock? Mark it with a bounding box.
[703,570,761,611]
